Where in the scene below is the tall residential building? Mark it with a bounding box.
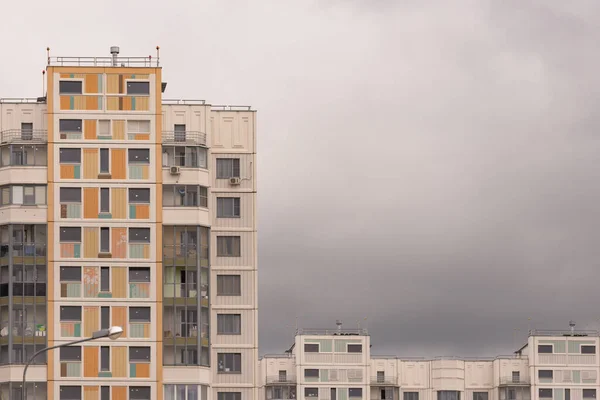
[0,47,257,400]
[259,324,599,400]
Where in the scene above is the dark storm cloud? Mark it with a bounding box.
[2,0,600,357]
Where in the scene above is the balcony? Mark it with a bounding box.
[163,131,206,146]
[266,375,297,385]
[499,377,531,386]
[0,130,47,144]
[371,376,398,386]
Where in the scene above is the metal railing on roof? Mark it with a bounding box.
[263,353,294,358]
[0,130,47,144]
[162,99,207,105]
[529,329,598,337]
[162,131,207,146]
[499,376,531,386]
[0,98,46,104]
[211,105,253,111]
[48,56,157,67]
[296,328,368,336]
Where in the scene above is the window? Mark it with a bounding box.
[217,158,240,178]
[511,371,520,383]
[305,388,318,398]
[218,393,241,400]
[538,345,553,354]
[60,266,81,281]
[163,185,208,207]
[99,120,111,137]
[60,188,81,203]
[217,353,241,373]
[100,188,110,213]
[438,392,460,400]
[130,267,151,282]
[130,188,150,203]
[217,198,241,218]
[6,185,46,206]
[60,346,81,361]
[60,148,81,163]
[404,393,419,400]
[59,81,83,94]
[129,347,151,362]
[217,236,241,257]
[304,343,319,353]
[539,370,553,380]
[347,344,362,353]
[130,387,152,400]
[100,148,109,173]
[217,275,241,296]
[539,389,552,399]
[349,389,362,398]
[128,149,150,163]
[100,228,110,253]
[129,228,150,243]
[101,306,110,330]
[101,386,110,400]
[59,119,83,133]
[566,389,571,400]
[162,146,207,168]
[60,386,82,400]
[128,120,151,133]
[217,314,241,334]
[584,390,596,399]
[127,81,150,95]
[100,267,110,291]
[60,227,81,242]
[130,307,151,322]
[304,369,319,378]
[582,345,596,354]
[101,346,110,371]
[473,393,488,400]
[60,306,81,321]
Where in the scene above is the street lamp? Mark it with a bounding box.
[21,326,123,400]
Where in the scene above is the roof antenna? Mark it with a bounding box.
[336,320,342,335]
[569,320,576,335]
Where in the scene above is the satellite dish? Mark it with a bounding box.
[178,187,186,195]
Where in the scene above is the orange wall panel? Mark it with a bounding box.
[111,267,127,298]
[111,307,127,338]
[113,120,126,140]
[60,165,75,179]
[83,149,99,179]
[111,347,127,378]
[83,346,99,378]
[111,149,126,179]
[111,188,127,219]
[112,386,127,400]
[111,227,127,258]
[83,187,99,218]
[83,227,99,258]
[84,386,99,400]
[84,120,97,140]
[83,306,99,337]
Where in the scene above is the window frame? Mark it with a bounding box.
[217,353,242,374]
[347,344,362,353]
[582,345,596,354]
[59,386,82,400]
[583,390,596,399]
[99,148,110,174]
[129,267,151,283]
[539,389,553,399]
[129,188,151,204]
[129,346,151,362]
[217,275,241,296]
[101,306,110,330]
[217,314,241,335]
[60,346,82,361]
[60,305,82,321]
[217,197,241,218]
[100,188,110,214]
[128,149,150,164]
[60,266,81,282]
[100,346,110,372]
[539,370,553,380]
[304,368,319,378]
[126,81,150,95]
[129,227,151,243]
[216,158,241,179]
[216,236,241,257]
[130,306,151,322]
[100,227,110,254]
[59,148,82,164]
[218,393,242,400]
[305,388,318,398]
[59,81,83,95]
[60,187,82,203]
[60,227,81,243]
[349,388,363,398]
[538,345,553,354]
[100,266,110,292]
[304,343,319,353]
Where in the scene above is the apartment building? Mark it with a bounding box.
[259,325,600,400]
[0,47,257,400]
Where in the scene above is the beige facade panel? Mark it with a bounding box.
[210,111,256,153]
[211,153,255,191]
[0,102,47,131]
[211,309,256,346]
[210,231,256,268]
[212,192,255,229]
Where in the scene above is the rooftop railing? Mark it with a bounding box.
[163,99,207,105]
[212,105,253,111]
[48,56,158,67]
[162,131,207,146]
[0,98,45,104]
[499,376,531,386]
[0,129,47,144]
[296,328,368,336]
[529,329,598,337]
[263,353,294,358]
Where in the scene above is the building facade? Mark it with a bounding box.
[259,327,600,400]
[0,48,257,400]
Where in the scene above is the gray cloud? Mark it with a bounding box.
[3,0,600,357]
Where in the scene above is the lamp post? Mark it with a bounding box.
[21,326,123,400]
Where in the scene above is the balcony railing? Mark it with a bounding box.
[371,376,398,385]
[266,375,297,385]
[529,329,598,337]
[499,377,531,386]
[0,129,47,144]
[211,105,253,111]
[163,99,206,105]
[162,131,207,146]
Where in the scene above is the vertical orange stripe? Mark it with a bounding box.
[111,149,127,179]
[47,68,55,400]
[84,120,97,140]
[84,346,99,377]
[83,187,98,218]
[155,67,164,398]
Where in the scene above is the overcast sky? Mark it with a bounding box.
[2,0,600,357]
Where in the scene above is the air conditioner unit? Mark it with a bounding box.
[170,166,181,175]
[229,177,241,185]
